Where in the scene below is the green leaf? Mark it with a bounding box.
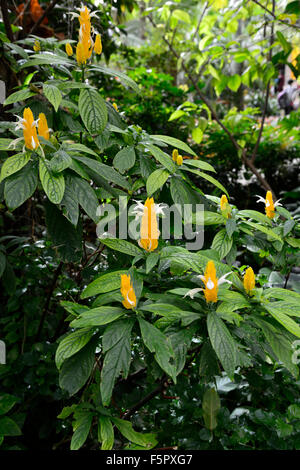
[45,201,82,263]
[70,306,124,328]
[39,158,65,204]
[98,416,114,450]
[69,175,99,223]
[286,237,300,248]
[169,328,195,375]
[81,270,128,298]
[211,229,233,259]
[0,153,31,182]
[199,340,220,381]
[194,211,225,225]
[100,320,134,405]
[70,412,93,450]
[284,1,300,14]
[49,150,72,173]
[150,135,196,156]
[194,171,229,197]
[265,305,300,338]
[192,127,203,144]
[21,52,74,68]
[202,387,221,431]
[55,328,95,369]
[145,144,176,173]
[238,209,272,226]
[102,319,135,353]
[112,418,157,448]
[4,161,38,210]
[172,9,191,23]
[64,143,99,157]
[146,252,160,274]
[78,89,108,134]
[0,252,6,279]
[0,395,17,415]
[113,146,136,173]
[276,31,292,54]
[90,64,140,94]
[59,339,97,396]
[3,88,36,106]
[225,218,237,238]
[184,159,215,173]
[207,310,237,380]
[146,169,169,196]
[255,318,298,377]
[168,109,186,121]
[244,220,282,241]
[0,417,22,436]
[100,238,143,257]
[72,155,130,190]
[227,74,241,92]
[138,318,176,381]
[43,84,62,112]
[170,177,198,205]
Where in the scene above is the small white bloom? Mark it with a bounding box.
[184,288,203,299]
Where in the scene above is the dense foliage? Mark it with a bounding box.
[0,0,299,451]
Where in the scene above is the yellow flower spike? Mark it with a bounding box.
[265,191,275,219]
[120,274,136,310]
[78,5,93,61]
[176,155,183,166]
[94,34,102,55]
[202,260,219,303]
[138,197,159,252]
[76,42,86,65]
[220,194,231,218]
[22,108,39,150]
[65,43,73,56]
[243,267,255,294]
[185,260,232,302]
[172,149,179,161]
[112,102,118,112]
[33,40,41,52]
[38,113,49,141]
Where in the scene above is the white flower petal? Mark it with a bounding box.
[184,288,202,299]
[206,278,215,290]
[218,272,233,286]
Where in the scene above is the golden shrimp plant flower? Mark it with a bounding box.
[220,194,231,218]
[94,34,102,55]
[132,198,165,252]
[185,260,232,303]
[15,107,39,150]
[256,191,281,219]
[243,267,255,294]
[37,113,50,141]
[65,43,73,56]
[120,274,136,310]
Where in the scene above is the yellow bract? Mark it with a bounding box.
[23,108,39,150]
[172,148,183,166]
[265,191,275,219]
[76,42,86,65]
[220,194,231,218]
[172,149,178,161]
[120,274,136,309]
[65,43,73,56]
[243,267,255,294]
[112,102,118,111]
[94,34,102,55]
[202,260,218,303]
[33,40,41,52]
[38,113,50,141]
[139,197,159,252]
